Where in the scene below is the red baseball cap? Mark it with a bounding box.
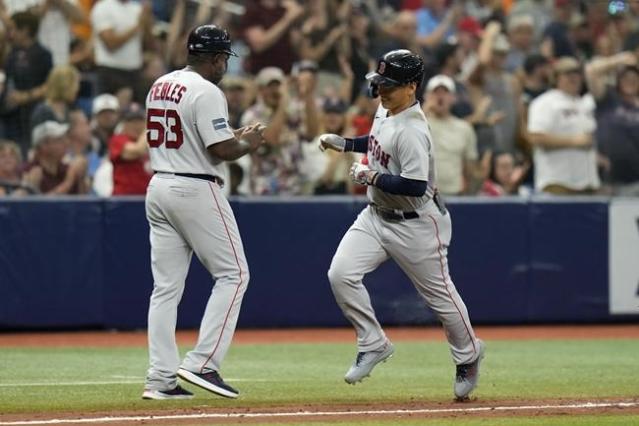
[458,17,483,37]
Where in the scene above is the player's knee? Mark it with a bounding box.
[327,261,349,288]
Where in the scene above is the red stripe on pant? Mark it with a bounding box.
[428,214,477,357]
[199,182,244,373]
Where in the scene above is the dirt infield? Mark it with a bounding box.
[1,324,638,347]
[1,325,638,425]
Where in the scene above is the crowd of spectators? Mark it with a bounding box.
[0,0,637,198]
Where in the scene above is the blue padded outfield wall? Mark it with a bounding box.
[0,196,635,329]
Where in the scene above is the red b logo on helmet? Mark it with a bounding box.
[378,61,386,74]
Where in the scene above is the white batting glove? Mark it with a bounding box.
[319,133,346,152]
[349,162,375,185]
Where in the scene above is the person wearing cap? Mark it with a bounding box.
[91,93,120,157]
[108,103,150,195]
[23,120,88,194]
[423,75,483,195]
[468,21,520,155]
[528,56,600,194]
[505,14,535,72]
[432,39,475,119]
[456,16,482,80]
[586,51,639,195]
[220,77,251,129]
[239,65,320,195]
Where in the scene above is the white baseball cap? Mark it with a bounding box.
[426,74,456,93]
[32,121,69,147]
[255,67,285,87]
[92,94,120,115]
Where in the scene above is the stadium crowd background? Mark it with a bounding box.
[0,0,637,198]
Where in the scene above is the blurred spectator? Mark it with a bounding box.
[30,64,80,130]
[91,93,119,156]
[380,10,427,59]
[67,108,100,179]
[480,150,530,196]
[528,56,600,195]
[456,16,483,80]
[220,76,252,130]
[465,0,505,24]
[311,97,355,195]
[518,53,552,187]
[469,21,520,154]
[508,0,553,43]
[165,0,232,70]
[23,120,88,194]
[2,11,53,155]
[240,66,320,195]
[90,0,154,105]
[242,0,304,74]
[34,0,86,66]
[108,103,150,195]
[505,14,536,72]
[0,139,34,195]
[586,51,639,196]
[541,0,577,59]
[424,75,485,195]
[432,39,475,119]
[343,6,375,102]
[298,0,349,92]
[415,0,462,48]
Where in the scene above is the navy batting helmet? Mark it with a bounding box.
[366,49,424,97]
[187,25,237,57]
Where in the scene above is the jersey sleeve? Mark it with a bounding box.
[193,86,234,148]
[395,125,430,181]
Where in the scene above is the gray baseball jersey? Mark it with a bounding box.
[366,102,435,210]
[328,101,481,366]
[144,68,249,392]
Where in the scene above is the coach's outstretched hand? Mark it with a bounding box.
[319,134,346,152]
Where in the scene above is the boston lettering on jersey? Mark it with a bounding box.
[368,135,391,168]
[149,81,188,104]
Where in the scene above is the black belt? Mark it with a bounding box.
[155,171,222,184]
[369,203,419,221]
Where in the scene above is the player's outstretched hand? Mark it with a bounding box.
[319,134,346,152]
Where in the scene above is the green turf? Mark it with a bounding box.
[0,339,637,421]
[200,416,639,426]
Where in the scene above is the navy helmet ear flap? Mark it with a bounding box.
[368,82,379,98]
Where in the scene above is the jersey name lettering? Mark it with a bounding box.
[368,135,391,168]
[149,81,188,104]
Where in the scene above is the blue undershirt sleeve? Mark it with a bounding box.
[373,174,427,196]
[344,135,369,153]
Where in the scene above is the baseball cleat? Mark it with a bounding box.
[177,368,239,398]
[344,341,395,384]
[454,339,486,400]
[142,385,194,400]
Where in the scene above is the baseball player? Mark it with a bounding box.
[319,49,485,400]
[142,25,265,400]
